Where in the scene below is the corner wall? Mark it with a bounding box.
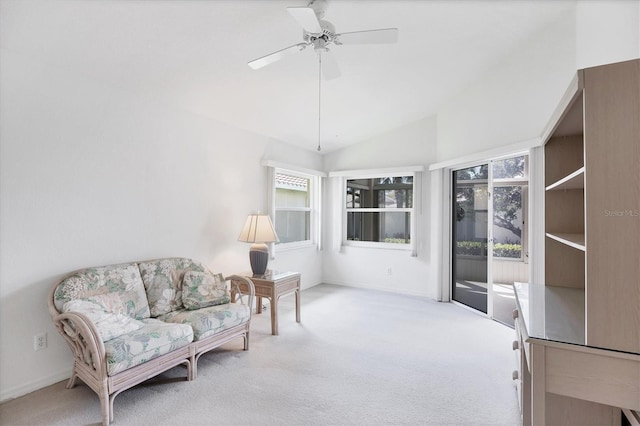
[0,47,323,401]
[436,1,640,165]
[322,117,439,298]
[436,7,577,163]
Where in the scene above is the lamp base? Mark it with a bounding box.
[249,243,269,276]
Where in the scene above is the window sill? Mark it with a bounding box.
[276,241,316,252]
[343,241,412,251]
[493,257,525,263]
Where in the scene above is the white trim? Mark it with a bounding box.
[261,159,327,177]
[345,207,412,213]
[323,279,431,299]
[1,368,72,403]
[343,240,412,250]
[331,176,344,252]
[441,168,452,302]
[316,176,323,251]
[341,172,417,250]
[266,166,276,259]
[539,72,583,144]
[487,159,494,318]
[275,240,316,251]
[411,170,423,257]
[429,138,540,171]
[269,167,320,252]
[329,165,424,178]
[530,146,545,286]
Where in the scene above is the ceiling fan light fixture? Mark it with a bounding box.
[313,38,328,52]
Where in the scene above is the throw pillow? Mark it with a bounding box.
[138,258,205,316]
[62,299,144,342]
[182,270,230,310]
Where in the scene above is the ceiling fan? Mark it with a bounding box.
[248,0,398,79]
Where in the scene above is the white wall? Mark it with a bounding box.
[436,7,577,163]
[322,117,439,298]
[436,1,640,164]
[576,0,640,69]
[0,46,322,401]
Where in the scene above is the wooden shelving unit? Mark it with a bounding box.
[544,94,586,291]
[544,59,640,352]
[545,166,584,191]
[514,59,640,426]
[544,232,585,251]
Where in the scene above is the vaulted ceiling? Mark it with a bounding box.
[2,0,575,152]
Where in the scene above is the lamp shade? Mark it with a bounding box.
[238,214,279,243]
[238,214,279,276]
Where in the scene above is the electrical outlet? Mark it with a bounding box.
[34,332,47,351]
[386,267,393,275]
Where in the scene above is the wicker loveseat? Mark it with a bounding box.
[48,257,255,426]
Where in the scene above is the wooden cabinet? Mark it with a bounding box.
[583,60,640,354]
[544,58,640,353]
[514,58,640,425]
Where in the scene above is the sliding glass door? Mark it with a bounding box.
[451,155,529,323]
[452,164,489,313]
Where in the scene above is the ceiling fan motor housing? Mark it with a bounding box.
[304,19,336,51]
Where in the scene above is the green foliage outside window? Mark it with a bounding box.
[456,241,521,258]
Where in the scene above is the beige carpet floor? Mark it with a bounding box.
[0,284,520,425]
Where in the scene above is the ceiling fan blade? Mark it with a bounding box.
[320,50,341,80]
[286,7,323,34]
[335,28,398,45]
[248,43,308,70]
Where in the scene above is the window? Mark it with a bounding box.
[274,170,314,246]
[492,155,528,261]
[345,176,413,246]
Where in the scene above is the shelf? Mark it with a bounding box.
[546,167,585,191]
[546,232,585,251]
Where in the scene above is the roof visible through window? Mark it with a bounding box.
[275,173,308,191]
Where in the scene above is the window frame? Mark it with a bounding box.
[272,168,318,251]
[491,155,529,262]
[342,173,416,251]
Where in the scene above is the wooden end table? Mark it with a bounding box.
[231,271,300,335]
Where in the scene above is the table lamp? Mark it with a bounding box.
[238,213,279,276]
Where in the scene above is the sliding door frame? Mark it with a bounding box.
[451,162,494,317]
[432,145,538,320]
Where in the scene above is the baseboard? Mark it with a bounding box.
[322,279,432,299]
[0,368,72,403]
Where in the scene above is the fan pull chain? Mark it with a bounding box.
[317,52,322,152]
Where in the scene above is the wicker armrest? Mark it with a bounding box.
[52,311,107,378]
[226,275,255,314]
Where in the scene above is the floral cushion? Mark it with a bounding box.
[157,303,251,341]
[103,318,193,376]
[54,262,150,320]
[62,299,144,342]
[182,271,230,310]
[138,258,206,317]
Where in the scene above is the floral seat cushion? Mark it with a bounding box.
[157,304,251,341]
[103,318,194,376]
